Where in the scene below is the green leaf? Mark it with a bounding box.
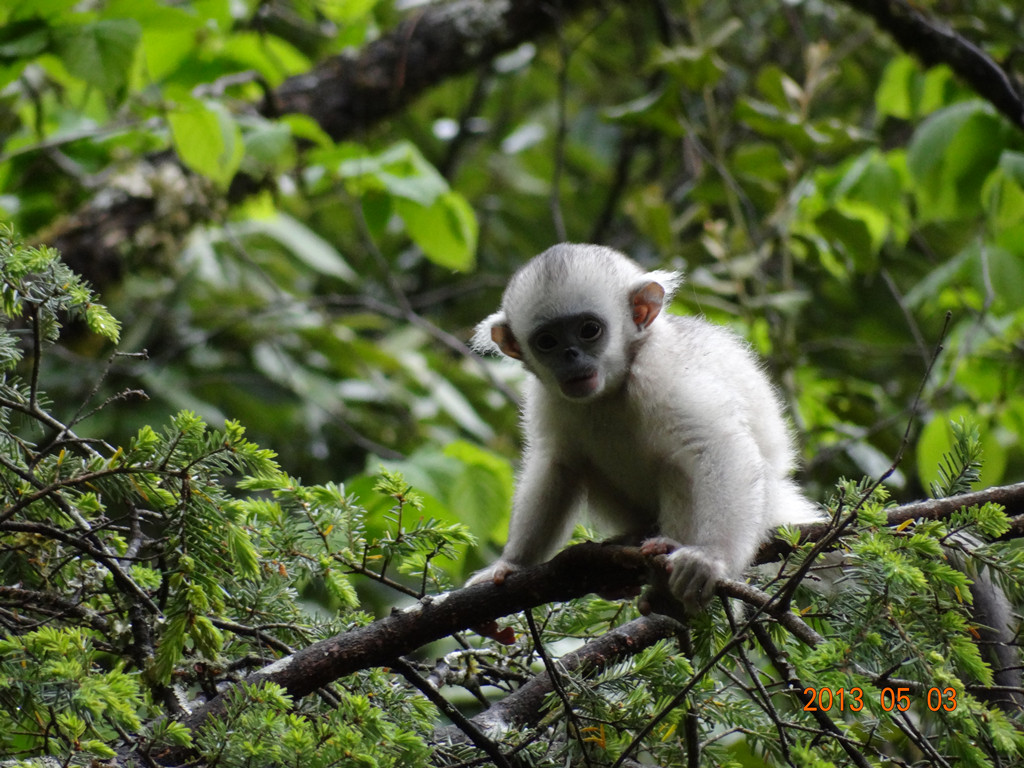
[443,441,513,543]
[6,0,78,21]
[154,614,188,683]
[603,88,687,138]
[395,191,478,271]
[0,19,50,60]
[227,524,259,579]
[241,118,294,171]
[907,101,1006,221]
[319,0,379,23]
[51,19,140,94]
[731,142,788,182]
[281,114,334,149]
[917,409,1007,494]
[85,302,121,343]
[220,31,311,87]
[812,208,876,272]
[324,569,359,608]
[81,740,117,758]
[361,191,392,242]
[875,54,964,122]
[982,151,1024,231]
[336,140,448,205]
[875,55,918,120]
[653,44,725,90]
[736,98,831,152]
[191,615,224,658]
[168,97,244,187]
[112,0,200,82]
[229,213,357,281]
[755,64,802,111]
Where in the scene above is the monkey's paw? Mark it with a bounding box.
[639,535,682,557]
[664,546,727,615]
[465,559,521,587]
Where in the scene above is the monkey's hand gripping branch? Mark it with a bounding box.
[465,558,522,588]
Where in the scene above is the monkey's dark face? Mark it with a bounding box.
[527,313,611,400]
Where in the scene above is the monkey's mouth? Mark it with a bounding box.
[559,371,600,399]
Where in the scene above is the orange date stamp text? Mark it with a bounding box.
[802,686,957,713]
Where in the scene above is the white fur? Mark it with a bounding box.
[469,244,822,611]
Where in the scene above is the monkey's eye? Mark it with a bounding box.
[533,333,558,352]
[579,320,603,342]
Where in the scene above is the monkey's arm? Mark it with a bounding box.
[654,421,772,612]
[467,450,582,586]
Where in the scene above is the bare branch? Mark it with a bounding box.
[433,613,680,746]
[272,0,602,141]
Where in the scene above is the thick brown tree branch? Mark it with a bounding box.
[148,481,1024,765]
[758,481,1024,562]
[431,613,681,751]
[150,541,649,764]
[271,0,601,141]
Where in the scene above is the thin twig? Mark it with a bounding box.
[525,609,594,767]
[392,657,517,768]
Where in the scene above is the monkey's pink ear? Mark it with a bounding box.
[631,281,666,329]
[491,323,524,359]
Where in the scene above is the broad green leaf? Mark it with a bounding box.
[875,55,918,120]
[918,65,962,114]
[168,97,244,187]
[603,88,687,138]
[731,142,788,182]
[336,141,448,205]
[755,64,802,111]
[834,151,905,210]
[982,151,1024,231]
[812,208,875,272]
[444,441,514,543]
[736,98,831,152]
[228,213,357,281]
[103,0,200,82]
[876,56,962,121]
[6,0,77,22]
[983,244,1024,311]
[653,44,725,90]
[281,114,334,149]
[907,101,1005,221]
[191,0,232,30]
[361,191,392,242]
[396,191,478,271]
[319,0,379,23]
[243,119,296,171]
[0,19,50,60]
[51,19,140,94]
[220,31,311,87]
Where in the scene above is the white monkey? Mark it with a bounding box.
[468,243,823,613]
